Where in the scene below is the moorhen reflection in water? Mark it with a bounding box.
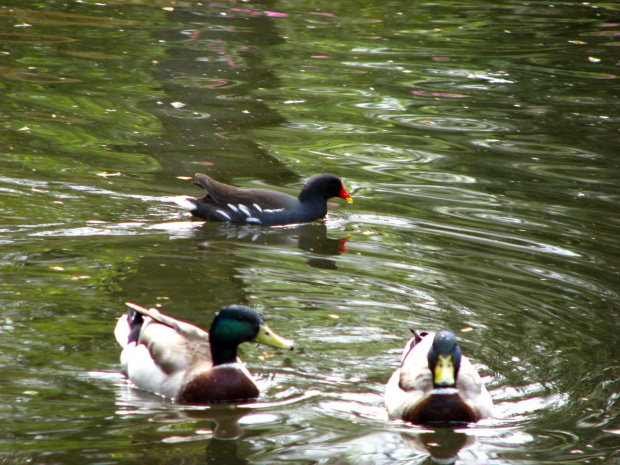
[193,222,351,270]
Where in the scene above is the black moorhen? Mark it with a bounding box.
[174,173,353,226]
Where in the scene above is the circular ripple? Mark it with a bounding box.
[473,139,600,158]
[377,114,513,133]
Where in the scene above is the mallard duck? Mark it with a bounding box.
[385,330,494,425]
[114,302,294,404]
[174,173,353,226]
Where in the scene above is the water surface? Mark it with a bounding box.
[0,0,619,464]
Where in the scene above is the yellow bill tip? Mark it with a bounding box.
[256,323,295,351]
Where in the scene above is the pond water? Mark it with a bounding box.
[1,0,619,463]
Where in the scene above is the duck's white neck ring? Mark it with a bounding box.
[430,387,459,395]
[212,362,241,369]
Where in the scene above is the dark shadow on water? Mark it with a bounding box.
[120,222,349,304]
[121,0,299,185]
[116,221,351,324]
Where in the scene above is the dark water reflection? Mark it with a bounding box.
[1,0,619,464]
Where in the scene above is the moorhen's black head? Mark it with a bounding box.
[298,174,353,203]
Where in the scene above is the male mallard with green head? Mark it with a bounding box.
[114,303,294,404]
[385,330,494,426]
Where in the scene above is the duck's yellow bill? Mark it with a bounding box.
[434,354,456,386]
[256,323,295,350]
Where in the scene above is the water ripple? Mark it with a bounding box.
[0,7,139,27]
[435,206,549,228]
[0,33,78,44]
[472,138,601,158]
[377,113,515,133]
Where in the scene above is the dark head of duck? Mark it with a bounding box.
[427,330,462,388]
[209,305,263,365]
[209,305,294,366]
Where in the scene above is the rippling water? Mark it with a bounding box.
[0,0,619,464]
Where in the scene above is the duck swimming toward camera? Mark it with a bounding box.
[385,330,494,425]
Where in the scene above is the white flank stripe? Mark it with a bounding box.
[216,210,232,220]
[264,208,285,213]
[227,203,239,213]
[252,203,263,213]
[238,204,251,216]
[246,217,262,224]
[171,196,197,211]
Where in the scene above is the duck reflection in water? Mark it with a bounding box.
[400,429,476,465]
[327,429,477,465]
[206,437,249,465]
[113,375,252,440]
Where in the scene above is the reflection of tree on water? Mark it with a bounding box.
[138,0,299,184]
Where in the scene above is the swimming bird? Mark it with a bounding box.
[174,173,352,226]
[385,330,494,426]
[114,302,294,404]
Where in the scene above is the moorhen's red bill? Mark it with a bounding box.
[174,173,353,226]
